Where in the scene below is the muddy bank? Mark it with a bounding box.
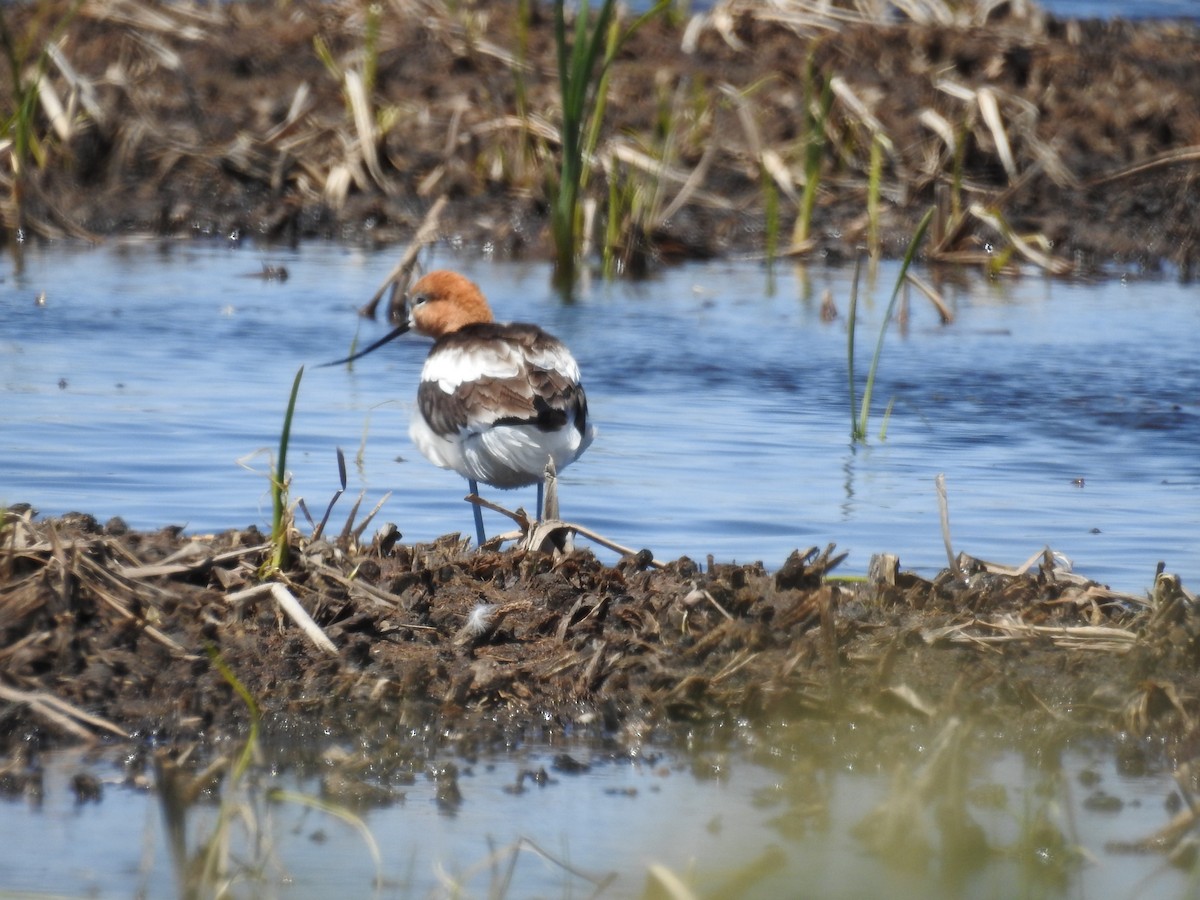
[4,1,1200,276]
[3,509,1200,799]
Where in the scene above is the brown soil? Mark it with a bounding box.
[4,1,1200,276]
[3,509,1200,801]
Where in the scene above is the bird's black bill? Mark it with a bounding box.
[318,322,411,367]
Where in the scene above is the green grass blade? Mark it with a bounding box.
[271,366,304,571]
[879,396,895,442]
[762,164,779,265]
[847,256,862,441]
[856,206,934,440]
[795,51,833,247]
[868,133,884,258]
[206,648,261,781]
[363,0,380,94]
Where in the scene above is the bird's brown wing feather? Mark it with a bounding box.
[417,324,588,438]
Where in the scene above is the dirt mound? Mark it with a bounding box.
[4,509,1199,790]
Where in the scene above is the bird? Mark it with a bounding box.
[324,270,594,547]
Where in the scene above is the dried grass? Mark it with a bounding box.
[1,0,1194,272]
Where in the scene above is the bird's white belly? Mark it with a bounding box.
[409,412,592,489]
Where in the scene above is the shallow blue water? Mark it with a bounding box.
[3,242,1198,594]
[1041,0,1198,18]
[2,740,1193,899]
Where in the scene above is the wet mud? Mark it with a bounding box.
[3,509,1199,803]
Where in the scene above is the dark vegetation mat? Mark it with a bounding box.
[3,509,1200,799]
[2,1,1200,275]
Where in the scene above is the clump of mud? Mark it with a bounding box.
[3,508,1199,786]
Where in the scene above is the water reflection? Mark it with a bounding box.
[4,728,1198,898]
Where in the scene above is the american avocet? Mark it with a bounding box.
[325,270,594,547]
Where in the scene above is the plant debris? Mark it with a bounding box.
[2,1,1200,275]
[3,508,1199,778]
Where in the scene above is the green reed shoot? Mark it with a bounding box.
[793,51,833,248]
[551,0,667,287]
[846,256,862,436]
[878,397,895,441]
[363,0,380,95]
[951,119,968,224]
[0,0,83,233]
[852,206,934,442]
[762,162,780,267]
[552,0,612,284]
[579,11,618,199]
[602,157,631,277]
[271,366,304,571]
[867,132,884,258]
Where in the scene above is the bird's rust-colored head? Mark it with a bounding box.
[320,270,495,367]
[405,270,494,338]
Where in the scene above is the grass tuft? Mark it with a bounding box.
[270,366,304,572]
[0,0,84,236]
[550,0,667,289]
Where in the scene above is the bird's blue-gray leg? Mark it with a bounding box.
[536,481,544,522]
[469,478,486,547]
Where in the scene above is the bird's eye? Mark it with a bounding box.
[411,292,428,307]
